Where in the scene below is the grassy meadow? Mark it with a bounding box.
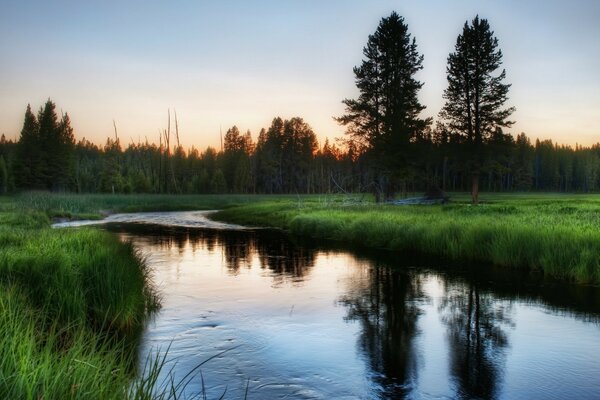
[0,192,293,399]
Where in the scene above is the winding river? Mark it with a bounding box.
[59,212,600,399]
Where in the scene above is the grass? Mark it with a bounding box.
[212,193,600,284]
[8,191,299,220]
[0,201,163,398]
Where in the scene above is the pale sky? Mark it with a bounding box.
[1,0,599,149]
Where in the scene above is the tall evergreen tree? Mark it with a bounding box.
[37,99,60,188]
[440,16,515,203]
[52,112,76,190]
[0,155,7,194]
[15,104,41,189]
[336,11,430,201]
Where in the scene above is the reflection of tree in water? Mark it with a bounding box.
[339,264,425,399]
[222,233,252,273]
[220,231,316,279]
[439,280,513,400]
[254,235,315,278]
[116,225,315,280]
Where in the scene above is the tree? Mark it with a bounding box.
[222,126,254,192]
[15,100,76,191]
[51,112,76,190]
[36,99,60,188]
[513,133,534,190]
[15,104,41,189]
[0,155,7,194]
[336,11,430,201]
[440,16,515,203]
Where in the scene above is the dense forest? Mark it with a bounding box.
[0,14,598,198]
[1,99,598,196]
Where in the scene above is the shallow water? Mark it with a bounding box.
[102,215,600,399]
[52,210,247,230]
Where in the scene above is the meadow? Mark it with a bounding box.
[6,191,600,285]
[1,191,599,398]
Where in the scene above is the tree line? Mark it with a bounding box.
[0,13,597,198]
[0,103,598,195]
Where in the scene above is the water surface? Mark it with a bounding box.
[103,216,600,399]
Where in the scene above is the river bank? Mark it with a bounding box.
[212,194,600,284]
[10,191,599,285]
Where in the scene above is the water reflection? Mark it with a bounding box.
[112,223,316,281]
[439,280,513,399]
[104,222,600,399]
[339,264,426,398]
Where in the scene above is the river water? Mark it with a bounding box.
[89,212,600,399]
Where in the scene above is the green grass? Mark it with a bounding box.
[0,200,164,398]
[0,191,301,399]
[8,191,301,220]
[213,193,600,284]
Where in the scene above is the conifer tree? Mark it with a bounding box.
[15,104,41,189]
[440,16,515,203]
[336,12,430,200]
[0,155,7,194]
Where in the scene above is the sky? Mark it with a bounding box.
[1,0,599,149]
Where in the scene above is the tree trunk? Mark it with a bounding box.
[471,173,480,204]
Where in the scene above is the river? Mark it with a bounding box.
[71,211,600,399]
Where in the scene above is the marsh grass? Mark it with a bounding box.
[3,190,599,397]
[0,201,164,399]
[214,193,600,284]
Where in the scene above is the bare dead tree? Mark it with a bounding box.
[113,120,119,142]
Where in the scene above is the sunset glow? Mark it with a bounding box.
[1,0,598,148]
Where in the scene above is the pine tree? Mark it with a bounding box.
[37,99,60,188]
[0,155,7,194]
[336,12,430,200]
[15,104,41,189]
[53,112,76,190]
[440,16,515,203]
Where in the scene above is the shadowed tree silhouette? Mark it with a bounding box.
[336,11,430,201]
[440,16,515,204]
[439,279,513,399]
[339,264,426,398]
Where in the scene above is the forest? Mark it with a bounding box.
[1,100,598,197]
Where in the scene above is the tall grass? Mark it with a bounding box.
[0,287,139,399]
[0,192,257,398]
[0,203,164,398]
[213,194,600,284]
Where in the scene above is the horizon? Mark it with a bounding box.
[1,1,599,149]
